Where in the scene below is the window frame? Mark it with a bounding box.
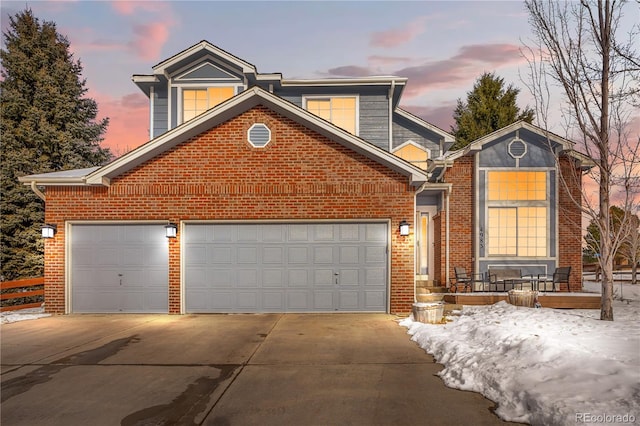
[485,170,549,258]
[302,94,359,136]
[177,85,241,124]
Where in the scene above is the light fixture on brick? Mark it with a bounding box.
[165,223,178,238]
[41,224,57,239]
[399,220,410,236]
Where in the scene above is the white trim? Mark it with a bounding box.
[283,77,407,87]
[173,58,244,82]
[302,94,360,136]
[392,139,429,155]
[153,41,257,76]
[22,87,426,187]
[247,123,271,148]
[394,109,455,143]
[176,84,241,125]
[149,85,155,139]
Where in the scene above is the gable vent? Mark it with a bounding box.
[248,123,271,148]
[508,138,527,159]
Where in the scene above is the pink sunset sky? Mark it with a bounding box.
[1,0,637,194]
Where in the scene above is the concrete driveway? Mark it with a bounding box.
[1,314,516,425]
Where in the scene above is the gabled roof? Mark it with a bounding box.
[20,87,429,188]
[394,108,455,146]
[153,40,258,76]
[443,120,593,167]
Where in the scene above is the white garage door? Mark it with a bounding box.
[71,224,169,313]
[184,223,388,313]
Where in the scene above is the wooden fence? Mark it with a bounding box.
[1,277,44,312]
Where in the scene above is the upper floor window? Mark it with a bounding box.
[183,87,235,122]
[486,170,548,257]
[487,171,546,201]
[304,96,358,135]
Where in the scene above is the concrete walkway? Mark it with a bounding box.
[1,314,518,425]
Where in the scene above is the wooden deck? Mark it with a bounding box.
[443,292,601,309]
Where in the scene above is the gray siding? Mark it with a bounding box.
[152,84,168,137]
[274,86,390,150]
[475,130,560,278]
[392,114,442,157]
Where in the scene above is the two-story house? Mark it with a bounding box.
[20,41,587,315]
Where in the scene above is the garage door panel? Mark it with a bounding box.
[263,291,284,309]
[365,246,385,263]
[237,292,258,309]
[313,246,334,263]
[71,224,168,313]
[339,269,359,286]
[339,291,359,309]
[288,247,309,263]
[210,246,233,263]
[314,269,333,286]
[237,247,257,263]
[287,291,309,309]
[263,247,284,264]
[365,268,386,286]
[263,269,284,287]
[184,223,387,313]
[313,291,334,309]
[365,291,385,309]
[237,269,258,287]
[288,269,309,287]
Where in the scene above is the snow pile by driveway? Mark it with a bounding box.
[401,283,640,425]
[1,306,50,324]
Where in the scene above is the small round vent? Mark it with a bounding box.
[508,138,527,159]
[248,123,271,148]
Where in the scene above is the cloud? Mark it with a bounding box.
[370,16,428,48]
[453,43,522,64]
[327,65,374,77]
[368,55,413,67]
[395,43,525,98]
[129,22,171,61]
[111,1,172,15]
[91,90,150,156]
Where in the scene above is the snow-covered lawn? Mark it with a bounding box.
[401,282,640,425]
[0,306,50,324]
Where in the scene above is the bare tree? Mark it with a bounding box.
[523,0,640,320]
[619,212,640,285]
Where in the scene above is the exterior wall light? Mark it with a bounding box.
[165,223,178,238]
[41,224,57,239]
[399,220,410,236]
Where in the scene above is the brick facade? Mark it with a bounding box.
[43,106,417,314]
[442,157,475,283]
[558,156,584,291]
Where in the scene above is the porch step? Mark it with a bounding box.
[416,293,446,303]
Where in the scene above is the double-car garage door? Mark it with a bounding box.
[71,222,388,313]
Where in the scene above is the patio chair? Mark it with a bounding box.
[450,267,484,292]
[537,266,571,292]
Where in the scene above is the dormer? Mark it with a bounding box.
[133,41,281,138]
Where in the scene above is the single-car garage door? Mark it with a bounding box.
[184,223,388,313]
[71,224,169,313]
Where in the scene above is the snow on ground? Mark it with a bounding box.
[401,282,640,425]
[0,306,50,324]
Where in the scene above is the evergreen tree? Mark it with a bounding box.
[1,9,112,280]
[450,72,534,150]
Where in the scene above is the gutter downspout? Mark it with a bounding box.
[30,181,46,201]
[388,80,395,152]
[445,186,450,288]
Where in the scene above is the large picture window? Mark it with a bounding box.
[305,96,357,135]
[486,171,548,257]
[183,87,235,122]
